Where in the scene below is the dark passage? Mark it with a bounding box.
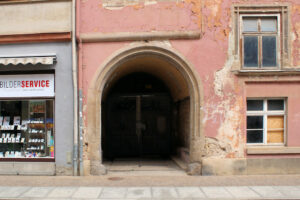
[102,72,172,159]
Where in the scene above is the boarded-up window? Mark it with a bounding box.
[247,99,285,144]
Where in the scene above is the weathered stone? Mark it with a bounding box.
[55,166,73,176]
[202,158,246,176]
[247,158,288,175]
[15,162,55,176]
[205,137,232,157]
[187,162,201,175]
[90,161,107,175]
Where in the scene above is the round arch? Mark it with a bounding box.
[86,42,205,175]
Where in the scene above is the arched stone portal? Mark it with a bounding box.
[86,43,205,175]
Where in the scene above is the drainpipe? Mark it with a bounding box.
[76,0,84,176]
[79,89,83,176]
[72,0,79,176]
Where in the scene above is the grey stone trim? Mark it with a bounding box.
[247,147,300,154]
[80,31,202,43]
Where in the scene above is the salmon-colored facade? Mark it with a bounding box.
[77,0,300,175]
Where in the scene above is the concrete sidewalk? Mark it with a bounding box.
[0,175,300,199]
[0,186,300,199]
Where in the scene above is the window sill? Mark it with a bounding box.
[0,0,66,5]
[0,158,55,162]
[247,146,300,154]
[232,69,300,76]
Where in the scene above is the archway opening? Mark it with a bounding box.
[101,55,192,172]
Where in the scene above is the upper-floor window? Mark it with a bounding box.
[233,5,290,70]
[241,16,279,68]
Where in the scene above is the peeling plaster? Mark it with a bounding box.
[144,0,158,6]
[102,0,173,9]
[184,0,202,29]
[292,4,300,66]
[203,21,244,158]
[205,137,232,157]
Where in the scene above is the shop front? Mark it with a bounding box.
[0,74,55,160]
[0,43,73,175]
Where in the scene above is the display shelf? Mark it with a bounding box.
[0,100,54,159]
[26,103,47,158]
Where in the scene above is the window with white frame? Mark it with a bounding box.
[246,99,285,145]
[241,15,279,68]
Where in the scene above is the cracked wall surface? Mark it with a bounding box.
[78,0,300,167]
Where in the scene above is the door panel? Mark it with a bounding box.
[105,96,138,158]
[140,95,171,157]
[104,94,171,159]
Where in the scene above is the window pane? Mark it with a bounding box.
[267,116,284,129]
[244,36,258,67]
[267,100,284,110]
[261,18,277,32]
[247,100,263,111]
[247,116,263,129]
[267,116,284,144]
[267,130,284,143]
[262,36,277,67]
[243,18,258,32]
[0,100,54,159]
[247,130,263,143]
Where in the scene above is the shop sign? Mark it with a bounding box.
[0,74,54,97]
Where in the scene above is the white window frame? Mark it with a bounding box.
[240,14,281,69]
[246,98,286,146]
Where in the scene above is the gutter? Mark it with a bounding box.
[72,0,78,176]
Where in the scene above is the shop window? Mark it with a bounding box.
[233,5,290,70]
[0,100,54,159]
[246,99,285,145]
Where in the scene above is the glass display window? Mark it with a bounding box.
[0,99,54,159]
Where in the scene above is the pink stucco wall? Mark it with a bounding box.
[78,0,300,159]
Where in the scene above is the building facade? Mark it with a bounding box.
[0,0,74,175]
[77,0,300,176]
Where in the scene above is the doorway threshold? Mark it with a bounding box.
[103,158,187,176]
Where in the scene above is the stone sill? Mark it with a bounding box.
[247,147,300,154]
[232,69,300,76]
[0,0,69,5]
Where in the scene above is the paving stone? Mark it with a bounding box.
[0,186,29,198]
[273,186,300,190]
[251,186,285,198]
[21,187,53,198]
[99,187,127,199]
[201,187,233,199]
[176,187,206,198]
[126,187,151,199]
[99,199,137,200]
[273,186,300,199]
[47,187,78,198]
[41,199,73,200]
[72,187,103,199]
[152,187,179,198]
[225,186,260,199]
